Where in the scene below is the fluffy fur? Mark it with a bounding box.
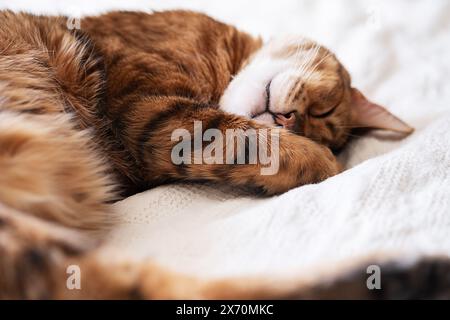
[0,10,412,298]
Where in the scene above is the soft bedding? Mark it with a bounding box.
[4,0,450,297]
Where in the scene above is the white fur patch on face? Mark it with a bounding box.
[219,48,290,119]
[220,35,314,126]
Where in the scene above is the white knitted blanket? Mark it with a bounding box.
[5,0,450,286]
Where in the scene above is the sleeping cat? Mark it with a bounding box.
[0,10,413,298]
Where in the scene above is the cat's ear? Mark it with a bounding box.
[350,88,414,134]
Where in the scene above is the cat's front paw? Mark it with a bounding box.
[312,145,342,180]
[262,136,341,195]
[288,137,341,186]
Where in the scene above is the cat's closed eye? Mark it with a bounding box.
[306,77,344,116]
[309,102,339,118]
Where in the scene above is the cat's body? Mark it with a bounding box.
[0,10,413,298]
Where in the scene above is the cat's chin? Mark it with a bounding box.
[252,112,276,126]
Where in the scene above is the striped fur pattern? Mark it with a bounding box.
[0,10,368,298]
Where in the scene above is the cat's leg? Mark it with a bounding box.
[0,111,116,232]
[0,111,118,297]
[0,198,286,299]
[0,201,97,298]
[122,97,340,195]
[0,200,298,299]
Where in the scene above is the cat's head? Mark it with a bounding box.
[220,36,413,151]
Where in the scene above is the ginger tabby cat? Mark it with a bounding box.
[0,10,413,298]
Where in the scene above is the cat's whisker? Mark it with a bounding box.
[303,51,331,83]
[294,42,309,70]
[284,44,320,91]
[292,43,311,71]
[345,132,365,139]
[333,124,371,129]
[279,43,306,90]
[299,47,321,83]
[297,45,319,75]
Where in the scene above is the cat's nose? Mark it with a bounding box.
[275,112,296,130]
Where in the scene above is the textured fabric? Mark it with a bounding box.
[107,116,450,279]
[4,0,450,284]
